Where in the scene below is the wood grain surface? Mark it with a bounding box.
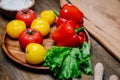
[65,0,120,61]
[0,0,120,80]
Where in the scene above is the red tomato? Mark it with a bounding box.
[19,28,43,49]
[16,9,37,27]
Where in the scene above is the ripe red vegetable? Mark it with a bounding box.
[56,4,84,27]
[52,21,85,47]
[19,28,43,49]
[16,9,37,27]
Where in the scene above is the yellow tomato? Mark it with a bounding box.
[40,10,56,25]
[30,18,50,36]
[6,20,26,38]
[25,43,46,65]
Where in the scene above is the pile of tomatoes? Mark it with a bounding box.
[6,9,56,65]
[6,9,56,49]
[6,4,85,65]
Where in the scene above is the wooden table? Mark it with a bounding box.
[0,0,120,80]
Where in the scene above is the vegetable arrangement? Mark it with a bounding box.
[5,3,92,79]
[44,3,92,79]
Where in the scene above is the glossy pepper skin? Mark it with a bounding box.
[52,21,85,47]
[56,4,84,27]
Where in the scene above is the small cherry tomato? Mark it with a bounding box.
[16,9,37,27]
[19,28,43,49]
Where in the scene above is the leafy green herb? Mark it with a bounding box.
[43,42,93,79]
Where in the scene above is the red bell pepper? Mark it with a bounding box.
[55,4,84,27]
[52,21,85,47]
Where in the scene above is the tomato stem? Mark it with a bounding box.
[27,29,34,35]
[22,9,28,14]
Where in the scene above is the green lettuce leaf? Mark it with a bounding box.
[43,42,93,79]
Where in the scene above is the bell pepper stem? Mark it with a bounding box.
[75,27,84,34]
[53,9,59,17]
